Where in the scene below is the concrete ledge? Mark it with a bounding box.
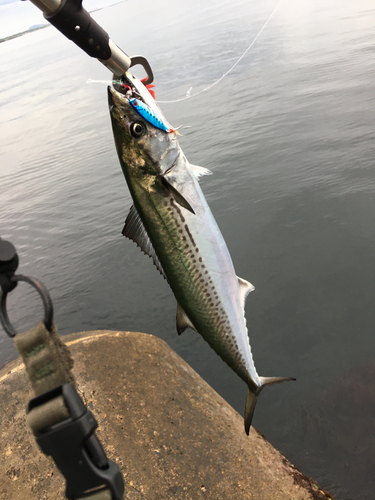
[0,330,335,499]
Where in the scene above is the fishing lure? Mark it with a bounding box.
[128,98,174,133]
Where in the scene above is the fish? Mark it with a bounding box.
[108,73,295,434]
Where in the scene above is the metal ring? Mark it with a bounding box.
[0,275,53,338]
[129,56,154,86]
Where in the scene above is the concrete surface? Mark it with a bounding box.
[0,330,335,500]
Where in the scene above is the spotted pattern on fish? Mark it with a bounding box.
[162,196,243,364]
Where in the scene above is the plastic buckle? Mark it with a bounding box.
[27,384,124,500]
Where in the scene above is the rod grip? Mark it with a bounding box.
[46,0,111,60]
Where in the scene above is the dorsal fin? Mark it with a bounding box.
[190,164,212,180]
[122,205,168,281]
[176,303,197,335]
[237,277,255,310]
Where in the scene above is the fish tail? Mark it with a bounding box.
[260,376,296,387]
[244,387,261,435]
[244,376,296,435]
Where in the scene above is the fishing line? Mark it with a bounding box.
[157,0,283,104]
[87,0,282,102]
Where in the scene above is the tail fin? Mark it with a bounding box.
[260,376,296,386]
[245,388,261,435]
[244,376,296,435]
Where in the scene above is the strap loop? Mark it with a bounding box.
[0,275,53,337]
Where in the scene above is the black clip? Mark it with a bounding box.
[0,238,19,294]
[28,384,124,500]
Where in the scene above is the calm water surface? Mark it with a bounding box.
[1,1,375,498]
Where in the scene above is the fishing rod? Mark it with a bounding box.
[27,0,154,84]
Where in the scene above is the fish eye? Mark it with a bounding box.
[130,122,145,138]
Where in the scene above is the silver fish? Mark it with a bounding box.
[108,75,294,434]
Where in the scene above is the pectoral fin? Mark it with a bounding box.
[161,176,195,214]
[176,303,197,335]
[122,205,168,281]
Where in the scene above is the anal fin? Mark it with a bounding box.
[176,303,196,335]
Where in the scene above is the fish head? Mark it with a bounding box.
[108,84,180,185]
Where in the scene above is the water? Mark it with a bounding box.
[1,0,375,498]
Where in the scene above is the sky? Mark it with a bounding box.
[0,0,118,40]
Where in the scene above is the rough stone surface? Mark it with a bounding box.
[0,330,335,500]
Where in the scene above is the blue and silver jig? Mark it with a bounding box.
[128,98,174,133]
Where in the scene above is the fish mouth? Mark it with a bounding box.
[110,73,174,134]
[108,80,132,104]
[107,85,132,118]
[108,84,126,104]
[108,74,148,114]
[113,75,135,97]
[112,73,147,105]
